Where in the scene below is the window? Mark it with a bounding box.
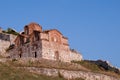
[19,53,22,58]
[54,51,59,60]
[51,36,58,42]
[34,52,37,58]
[25,26,29,35]
[34,31,40,41]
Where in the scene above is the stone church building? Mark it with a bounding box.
[9,22,82,62]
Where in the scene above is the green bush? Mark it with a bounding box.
[2,28,19,35]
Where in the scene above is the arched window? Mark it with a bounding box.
[51,36,58,42]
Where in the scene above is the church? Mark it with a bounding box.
[9,22,82,62]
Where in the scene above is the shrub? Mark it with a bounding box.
[12,58,18,62]
[2,28,19,35]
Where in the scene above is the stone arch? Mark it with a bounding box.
[49,30,62,44]
[51,34,61,44]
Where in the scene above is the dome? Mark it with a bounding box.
[28,22,42,32]
[24,22,42,35]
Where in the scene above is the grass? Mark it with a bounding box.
[2,28,19,35]
[0,62,65,80]
[8,59,120,78]
[9,58,88,71]
[72,60,101,72]
[1,58,119,80]
[0,59,85,80]
[72,60,120,78]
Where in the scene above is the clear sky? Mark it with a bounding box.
[0,0,120,68]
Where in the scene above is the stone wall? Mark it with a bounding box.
[0,40,10,54]
[0,33,10,41]
[41,30,82,62]
[0,28,2,32]
[22,67,120,80]
[41,37,71,62]
[70,50,83,61]
[9,41,42,59]
[9,31,83,62]
[0,32,16,55]
[9,22,83,62]
[9,34,17,44]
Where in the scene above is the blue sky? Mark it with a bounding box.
[0,0,120,68]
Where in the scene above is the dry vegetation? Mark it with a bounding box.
[0,60,85,80]
[7,58,120,78]
[72,60,120,78]
[1,58,119,80]
[9,58,89,71]
[0,62,64,80]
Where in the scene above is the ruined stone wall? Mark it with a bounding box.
[70,50,83,61]
[62,37,69,46]
[9,34,17,44]
[0,28,2,33]
[0,39,10,54]
[10,40,42,59]
[0,32,16,55]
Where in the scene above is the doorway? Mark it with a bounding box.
[34,52,37,58]
[54,51,59,60]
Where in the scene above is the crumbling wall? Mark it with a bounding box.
[0,33,16,56]
[9,40,42,59]
[70,50,83,61]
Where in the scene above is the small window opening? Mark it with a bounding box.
[19,53,22,58]
[35,52,37,58]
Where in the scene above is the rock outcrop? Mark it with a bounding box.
[20,67,120,80]
[85,60,120,74]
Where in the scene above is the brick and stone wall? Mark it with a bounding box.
[0,39,10,54]
[9,22,83,62]
[70,50,83,61]
[0,32,16,55]
[0,28,2,33]
[41,30,82,62]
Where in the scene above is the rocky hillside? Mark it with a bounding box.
[0,58,119,80]
[0,58,85,80]
[0,61,65,80]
